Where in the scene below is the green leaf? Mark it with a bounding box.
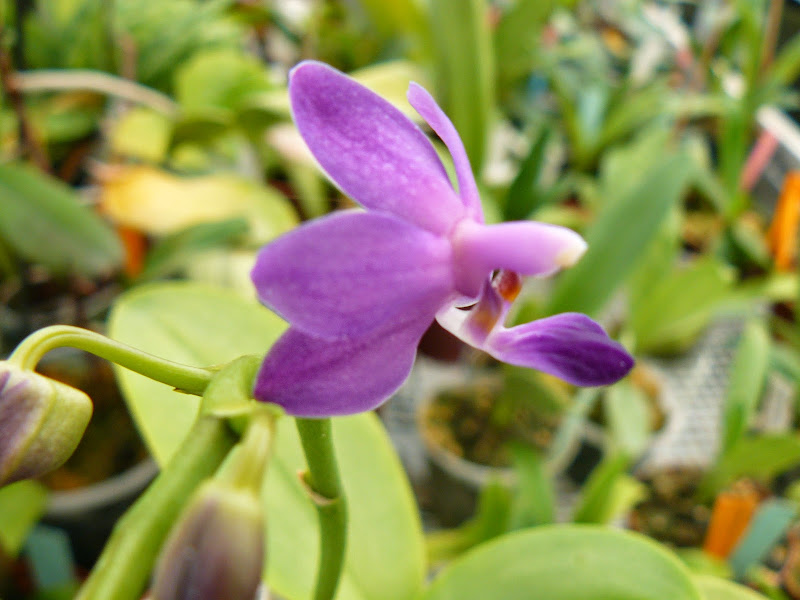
[494,0,556,90]
[174,48,272,119]
[604,381,652,458]
[107,282,287,463]
[115,0,243,92]
[355,0,428,53]
[108,282,425,600]
[627,208,681,313]
[109,107,173,163]
[0,162,123,276]
[698,435,800,501]
[630,256,735,354]
[503,125,553,221]
[771,31,800,86]
[140,218,248,280]
[424,525,702,600]
[547,150,692,317]
[721,320,770,454]
[429,0,493,170]
[426,480,513,565]
[693,575,769,600]
[0,480,49,558]
[572,454,637,524]
[509,445,554,528]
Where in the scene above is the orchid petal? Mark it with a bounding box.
[289,61,465,234]
[407,82,482,222]
[251,210,453,340]
[452,220,588,297]
[253,317,429,416]
[484,313,634,386]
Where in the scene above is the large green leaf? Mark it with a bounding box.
[107,282,425,600]
[630,256,735,354]
[693,575,768,600]
[0,162,123,276]
[423,525,702,600]
[547,151,692,317]
[107,282,287,463]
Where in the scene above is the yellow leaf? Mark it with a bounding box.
[97,166,297,244]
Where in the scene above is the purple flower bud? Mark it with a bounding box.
[0,362,92,487]
[151,482,264,600]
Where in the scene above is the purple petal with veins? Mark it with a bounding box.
[485,313,635,387]
[289,61,465,235]
[407,82,483,222]
[251,210,454,340]
[254,314,431,417]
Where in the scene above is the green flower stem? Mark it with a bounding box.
[76,417,237,600]
[296,417,349,600]
[9,325,212,395]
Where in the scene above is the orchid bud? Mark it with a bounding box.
[152,481,264,600]
[0,362,92,487]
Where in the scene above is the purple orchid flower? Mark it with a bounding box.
[251,61,634,417]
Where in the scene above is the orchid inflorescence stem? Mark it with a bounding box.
[76,417,237,600]
[9,325,213,395]
[296,417,349,600]
[10,325,350,599]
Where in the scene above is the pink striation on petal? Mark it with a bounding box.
[407,82,483,222]
[484,313,634,387]
[251,210,454,340]
[289,61,465,234]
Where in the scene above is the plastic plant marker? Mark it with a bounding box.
[423,525,702,600]
[25,525,76,590]
[740,130,779,192]
[729,499,797,579]
[766,171,800,271]
[702,487,760,559]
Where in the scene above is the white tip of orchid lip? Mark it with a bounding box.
[556,237,588,267]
